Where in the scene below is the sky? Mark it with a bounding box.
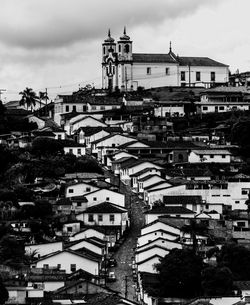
[0,0,249,102]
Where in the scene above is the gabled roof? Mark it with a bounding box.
[121,159,163,170]
[179,56,228,67]
[192,149,231,155]
[72,115,107,126]
[32,249,100,263]
[135,244,170,254]
[163,195,203,206]
[136,237,182,251]
[144,206,195,215]
[77,126,123,136]
[112,156,137,164]
[69,227,105,237]
[130,167,161,177]
[81,202,127,214]
[92,133,135,145]
[82,188,123,197]
[142,217,182,230]
[138,174,164,182]
[144,181,171,191]
[139,228,179,238]
[133,53,177,63]
[136,254,163,265]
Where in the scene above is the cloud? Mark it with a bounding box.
[0,0,221,49]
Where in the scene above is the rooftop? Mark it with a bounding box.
[145,206,195,215]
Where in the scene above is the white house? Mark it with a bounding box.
[25,241,63,258]
[69,228,105,242]
[136,255,161,274]
[120,160,163,185]
[75,202,129,234]
[82,188,125,208]
[137,229,179,247]
[31,250,100,275]
[65,182,99,198]
[141,219,181,236]
[144,206,195,224]
[108,151,138,169]
[66,238,106,256]
[136,237,182,253]
[137,175,167,193]
[92,133,136,162]
[63,144,86,157]
[188,149,231,163]
[147,180,250,211]
[135,245,169,264]
[154,101,186,117]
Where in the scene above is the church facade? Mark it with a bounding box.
[102,29,229,91]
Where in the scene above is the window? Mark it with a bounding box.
[43,264,49,269]
[58,135,62,140]
[205,204,209,210]
[106,197,110,201]
[65,105,69,112]
[118,45,121,52]
[147,67,151,75]
[211,72,215,81]
[92,106,96,110]
[210,155,214,158]
[72,105,76,112]
[86,187,91,192]
[88,214,94,222]
[98,214,103,222]
[71,264,76,272]
[202,106,208,111]
[77,202,81,207]
[93,197,97,201]
[100,106,105,110]
[77,148,81,155]
[166,68,169,75]
[68,189,74,193]
[242,189,249,195]
[237,221,246,227]
[196,71,201,81]
[235,201,240,204]
[103,47,105,55]
[67,227,72,232]
[69,149,73,154]
[222,155,226,158]
[124,44,130,53]
[110,214,115,222]
[181,71,186,81]
[219,106,224,110]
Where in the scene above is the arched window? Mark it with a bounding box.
[124,44,130,53]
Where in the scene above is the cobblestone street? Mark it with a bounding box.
[105,170,145,301]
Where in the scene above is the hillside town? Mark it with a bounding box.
[1,28,250,305]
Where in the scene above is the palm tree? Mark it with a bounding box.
[19,87,38,112]
[38,90,49,113]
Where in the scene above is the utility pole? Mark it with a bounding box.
[125,67,128,92]
[188,63,191,87]
[0,89,6,101]
[125,275,128,299]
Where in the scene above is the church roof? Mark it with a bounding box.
[132,53,177,63]
[179,56,228,67]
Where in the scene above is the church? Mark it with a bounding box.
[102,28,229,91]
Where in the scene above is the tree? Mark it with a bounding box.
[155,248,203,298]
[39,91,49,114]
[181,219,208,254]
[0,279,8,304]
[32,137,63,157]
[201,266,233,296]
[217,243,250,280]
[19,87,38,111]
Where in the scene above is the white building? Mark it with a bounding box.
[188,149,231,163]
[102,29,229,91]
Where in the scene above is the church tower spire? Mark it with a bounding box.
[169,41,172,53]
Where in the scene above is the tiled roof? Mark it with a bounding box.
[130,167,161,177]
[192,149,231,155]
[133,53,177,63]
[138,174,164,182]
[112,156,137,164]
[144,181,171,190]
[83,202,127,214]
[179,56,228,67]
[163,195,203,206]
[145,206,195,215]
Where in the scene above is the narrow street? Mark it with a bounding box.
[104,169,145,301]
